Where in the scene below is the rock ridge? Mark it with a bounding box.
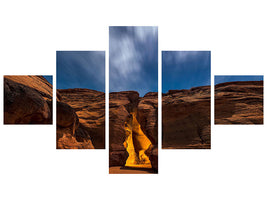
[162,85,211,149]
[56,88,105,149]
[215,80,263,124]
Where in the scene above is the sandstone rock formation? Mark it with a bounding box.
[56,88,105,149]
[4,75,53,124]
[215,81,263,124]
[109,91,158,173]
[162,86,211,149]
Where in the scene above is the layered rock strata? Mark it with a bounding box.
[215,81,263,124]
[56,89,105,149]
[162,86,211,149]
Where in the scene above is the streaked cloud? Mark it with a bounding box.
[162,51,211,93]
[163,51,210,70]
[109,26,158,96]
[57,51,105,91]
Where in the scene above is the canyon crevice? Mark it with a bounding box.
[109,91,158,172]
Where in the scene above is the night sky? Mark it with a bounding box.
[162,51,211,93]
[56,51,105,92]
[109,26,158,97]
[215,75,263,85]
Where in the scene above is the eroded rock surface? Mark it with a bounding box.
[109,91,158,172]
[215,81,263,124]
[56,89,105,149]
[162,86,211,149]
[4,75,53,124]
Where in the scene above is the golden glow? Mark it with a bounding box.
[124,113,152,168]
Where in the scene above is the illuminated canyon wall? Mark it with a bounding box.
[124,113,152,168]
[109,91,158,171]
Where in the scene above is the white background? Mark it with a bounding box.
[0,0,266,199]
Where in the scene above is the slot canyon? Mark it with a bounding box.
[124,113,152,168]
[109,91,158,174]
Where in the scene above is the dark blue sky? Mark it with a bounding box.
[43,76,52,85]
[215,75,263,85]
[162,51,211,93]
[109,26,158,96]
[56,51,105,92]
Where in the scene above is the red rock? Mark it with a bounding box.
[56,88,105,149]
[162,86,211,149]
[215,81,263,124]
[109,91,158,172]
[4,75,53,124]
[137,92,158,144]
[109,91,139,152]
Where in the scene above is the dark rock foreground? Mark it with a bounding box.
[4,75,53,124]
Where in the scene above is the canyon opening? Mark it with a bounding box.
[124,113,152,168]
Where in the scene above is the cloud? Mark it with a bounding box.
[134,26,158,43]
[57,51,105,91]
[109,33,142,79]
[162,51,211,92]
[109,26,158,96]
[163,51,210,70]
[73,51,105,86]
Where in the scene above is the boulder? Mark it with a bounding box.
[4,76,53,124]
[57,88,105,149]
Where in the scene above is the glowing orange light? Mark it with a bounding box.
[124,113,152,168]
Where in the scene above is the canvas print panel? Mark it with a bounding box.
[109,26,158,174]
[162,51,211,149]
[4,75,53,125]
[215,75,263,124]
[56,51,105,149]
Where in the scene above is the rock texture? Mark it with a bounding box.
[56,89,105,149]
[215,81,263,124]
[4,75,53,124]
[109,91,158,173]
[162,86,211,149]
